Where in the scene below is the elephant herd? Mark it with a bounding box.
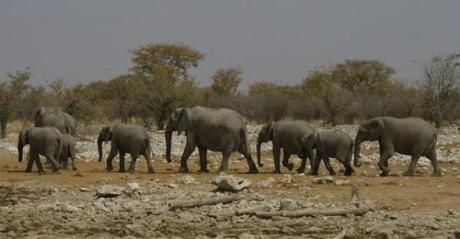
[17,106,442,177]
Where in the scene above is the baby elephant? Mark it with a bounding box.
[308,129,354,176]
[18,127,62,173]
[60,134,77,171]
[97,125,154,173]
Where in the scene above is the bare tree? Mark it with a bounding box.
[421,53,460,127]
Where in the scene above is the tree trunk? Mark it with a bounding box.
[0,118,7,139]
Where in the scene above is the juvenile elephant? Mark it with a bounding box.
[18,127,62,173]
[256,120,316,174]
[35,107,77,136]
[97,125,154,173]
[354,117,441,177]
[310,129,354,176]
[165,106,258,174]
[60,134,77,171]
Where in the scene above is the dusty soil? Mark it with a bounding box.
[1,147,460,238]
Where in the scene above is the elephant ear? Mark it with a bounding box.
[34,107,46,123]
[19,128,29,145]
[177,108,191,135]
[369,118,384,130]
[267,121,275,139]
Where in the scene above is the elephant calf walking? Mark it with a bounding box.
[257,120,316,174]
[97,125,154,173]
[309,129,354,176]
[60,134,77,171]
[18,127,62,173]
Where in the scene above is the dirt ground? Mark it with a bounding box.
[1,147,460,238]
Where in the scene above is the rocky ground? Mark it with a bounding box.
[0,124,460,238]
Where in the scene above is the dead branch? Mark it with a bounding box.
[168,195,241,211]
[239,206,369,218]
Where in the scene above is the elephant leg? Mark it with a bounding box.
[143,150,154,174]
[309,152,322,175]
[340,155,353,176]
[426,149,441,177]
[26,152,36,172]
[105,147,118,172]
[70,155,77,171]
[119,153,126,172]
[272,145,282,174]
[35,156,45,175]
[218,151,231,173]
[179,140,196,173]
[198,147,209,173]
[378,153,392,177]
[45,154,60,172]
[62,156,68,170]
[282,150,293,171]
[128,154,138,173]
[239,150,259,174]
[323,156,336,176]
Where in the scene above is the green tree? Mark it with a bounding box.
[302,67,350,125]
[0,68,32,137]
[130,42,204,128]
[332,59,396,93]
[209,67,242,97]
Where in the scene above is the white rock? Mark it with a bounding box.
[281,174,293,184]
[335,179,351,186]
[312,176,335,184]
[211,175,251,192]
[124,182,140,194]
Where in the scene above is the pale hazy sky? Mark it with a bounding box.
[1,0,459,88]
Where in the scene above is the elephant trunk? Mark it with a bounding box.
[165,129,173,163]
[18,143,24,162]
[97,135,103,162]
[256,140,263,167]
[353,134,363,167]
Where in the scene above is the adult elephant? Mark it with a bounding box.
[18,127,62,173]
[256,120,316,174]
[165,106,258,174]
[34,107,77,136]
[354,117,441,177]
[97,125,154,173]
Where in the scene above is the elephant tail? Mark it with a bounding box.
[239,128,251,154]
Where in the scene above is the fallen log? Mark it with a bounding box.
[168,195,241,211]
[239,206,369,218]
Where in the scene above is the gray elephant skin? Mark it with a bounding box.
[18,127,62,173]
[310,129,354,176]
[35,107,77,136]
[97,125,154,173]
[165,106,258,174]
[257,120,316,174]
[354,117,441,177]
[60,134,77,171]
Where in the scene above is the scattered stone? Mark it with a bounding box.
[124,182,140,194]
[211,175,251,192]
[79,187,90,192]
[256,177,275,189]
[96,185,124,198]
[281,174,293,184]
[180,175,197,185]
[312,176,335,184]
[335,179,350,186]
